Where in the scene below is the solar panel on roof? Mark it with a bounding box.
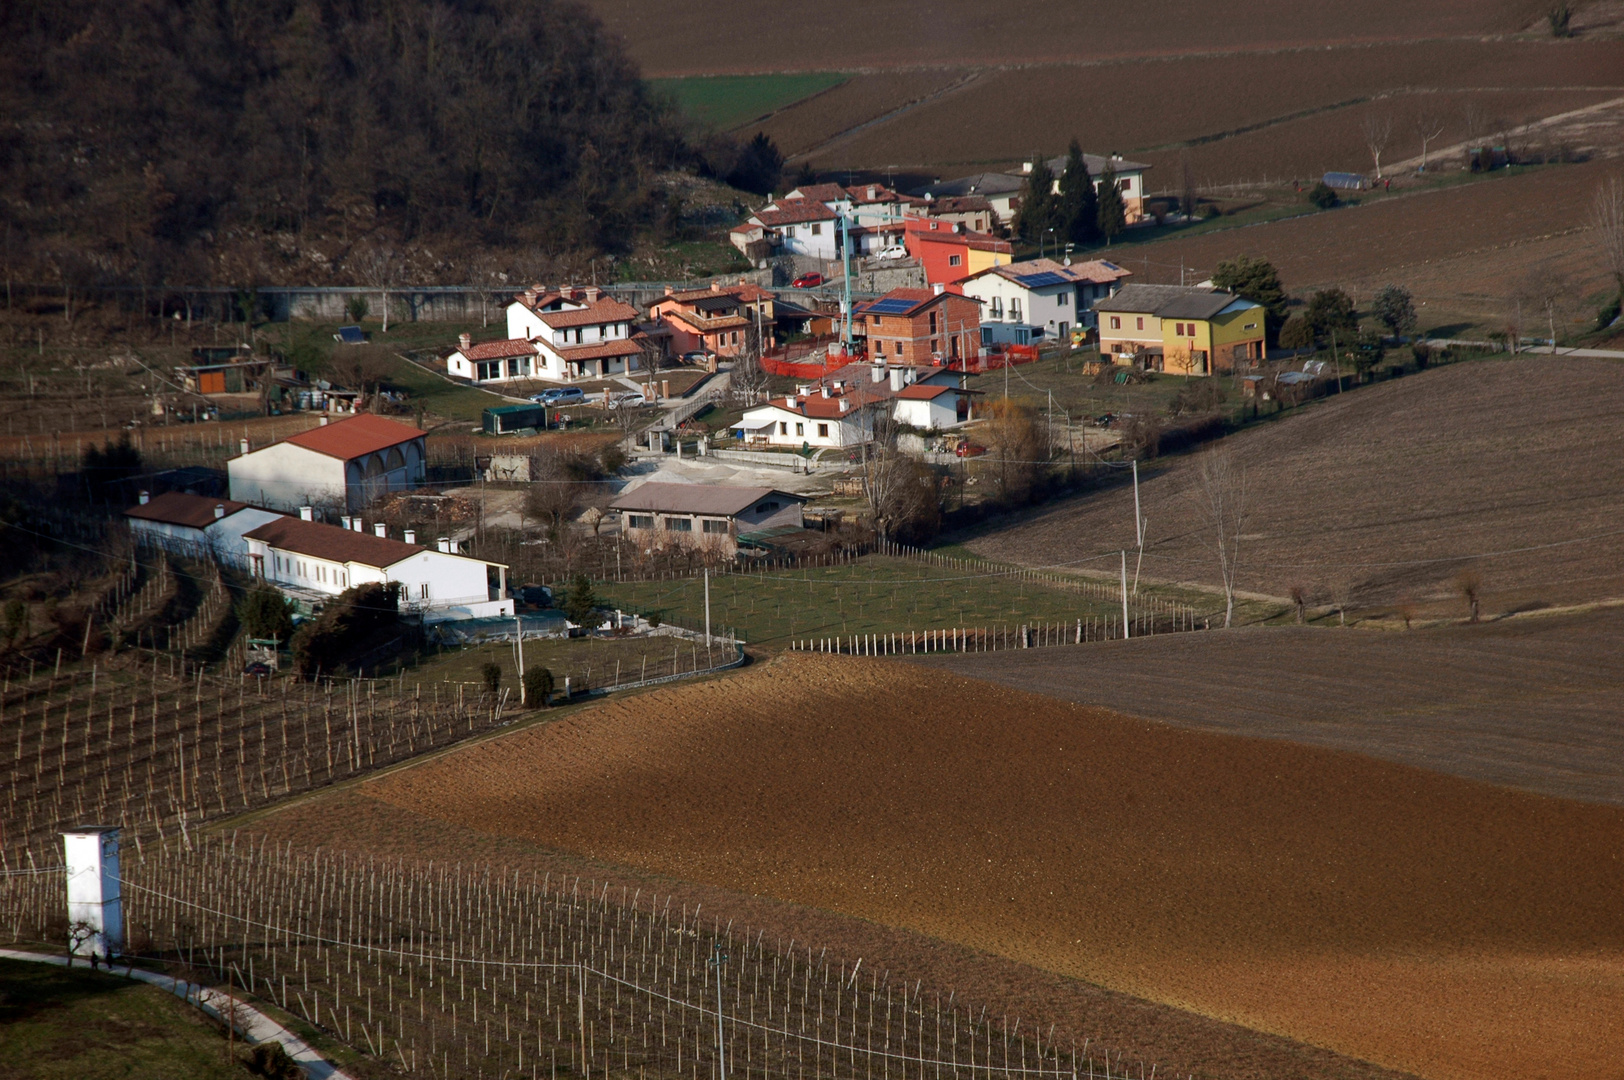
[864,298,918,314]
[1013,271,1069,288]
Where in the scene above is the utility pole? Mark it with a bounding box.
[704,568,712,648]
[515,614,526,704]
[710,943,729,1080]
[1131,459,1146,593]
[840,212,853,351]
[1120,550,1131,639]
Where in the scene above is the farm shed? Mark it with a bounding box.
[124,491,285,564]
[244,511,511,622]
[1322,172,1368,191]
[482,404,548,435]
[227,413,427,514]
[610,482,806,556]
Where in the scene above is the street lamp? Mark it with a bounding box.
[1045,227,1055,261]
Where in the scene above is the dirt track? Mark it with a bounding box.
[965,356,1624,614]
[255,653,1624,1080]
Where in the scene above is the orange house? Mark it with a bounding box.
[649,281,777,357]
[903,220,1013,285]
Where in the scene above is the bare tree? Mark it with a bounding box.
[1520,267,1569,349]
[1361,113,1394,179]
[1593,176,1624,302]
[729,325,769,407]
[1179,153,1198,219]
[1455,568,1483,623]
[981,399,1049,505]
[861,416,941,542]
[1412,108,1446,173]
[1462,100,1488,145]
[1191,449,1247,628]
[352,243,400,333]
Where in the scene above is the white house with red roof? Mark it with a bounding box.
[123,491,285,562]
[446,335,539,382]
[744,197,839,259]
[244,510,511,622]
[501,284,644,381]
[734,358,971,447]
[226,414,427,514]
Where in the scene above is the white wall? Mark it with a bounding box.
[779,222,839,259]
[740,404,870,447]
[229,444,347,512]
[250,540,508,620]
[894,396,958,430]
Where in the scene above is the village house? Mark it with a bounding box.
[960,258,1133,345]
[911,173,1026,227]
[648,281,777,357]
[924,195,998,234]
[244,509,511,622]
[446,336,539,383]
[124,491,284,563]
[854,287,983,365]
[743,197,839,259]
[1037,153,1152,225]
[1094,284,1267,375]
[735,358,968,447]
[609,483,807,556]
[910,153,1152,233]
[227,414,427,514]
[498,284,645,381]
[902,220,1013,285]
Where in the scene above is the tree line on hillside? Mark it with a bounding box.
[0,0,778,294]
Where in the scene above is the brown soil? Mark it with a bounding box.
[915,608,1624,805]
[966,357,1624,613]
[244,653,1624,1080]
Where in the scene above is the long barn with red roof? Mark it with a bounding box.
[226,413,427,513]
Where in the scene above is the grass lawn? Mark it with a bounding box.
[0,958,252,1079]
[648,72,848,130]
[963,348,1199,423]
[596,554,1201,646]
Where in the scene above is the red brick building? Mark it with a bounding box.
[855,288,982,366]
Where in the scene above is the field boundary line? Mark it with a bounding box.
[785,70,985,163]
[0,947,354,1080]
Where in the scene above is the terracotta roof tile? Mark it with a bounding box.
[752,198,838,227]
[554,338,646,361]
[533,297,641,329]
[124,491,260,529]
[276,415,426,461]
[243,517,423,569]
[459,338,538,361]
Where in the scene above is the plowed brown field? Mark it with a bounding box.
[967,356,1624,612]
[277,654,1624,1080]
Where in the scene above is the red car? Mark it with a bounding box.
[791,272,824,289]
[955,443,986,458]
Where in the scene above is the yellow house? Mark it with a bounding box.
[1094,285,1266,375]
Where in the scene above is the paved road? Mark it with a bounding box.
[0,947,353,1079]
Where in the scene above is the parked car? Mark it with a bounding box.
[955,442,986,458]
[532,386,586,406]
[873,245,908,261]
[606,391,647,410]
[791,272,824,288]
[680,351,713,365]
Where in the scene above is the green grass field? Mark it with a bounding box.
[0,958,252,1079]
[597,554,1191,646]
[649,73,848,130]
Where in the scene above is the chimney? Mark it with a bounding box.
[214,504,225,520]
[318,415,329,426]
[459,333,472,351]
[352,518,364,532]
[871,363,886,383]
[664,285,675,296]
[933,283,945,295]
[437,537,451,553]
[403,529,416,545]
[1022,161,1034,174]
[838,399,849,413]
[239,439,250,455]
[820,385,831,398]
[138,491,150,505]
[867,185,877,199]
[340,515,352,530]
[374,522,387,538]
[585,286,601,303]
[889,368,904,392]
[299,506,314,522]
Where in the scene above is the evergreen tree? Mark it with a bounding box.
[561,573,598,626]
[1305,287,1360,343]
[1096,165,1127,245]
[1056,140,1099,247]
[1371,284,1417,340]
[1211,256,1288,323]
[1014,157,1059,244]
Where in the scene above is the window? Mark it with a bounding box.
[1056,291,1069,306]
[795,422,805,436]
[1244,322,1258,330]
[990,296,1003,319]
[948,254,962,267]
[702,519,729,534]
[894,341,903,356]
[786,226,796,237]
[811,223,822,235]
[931,339,939,354]
[817,423,829,437]
[1109,316,1121,330]
[872,315,881,325]
[666,517,692,532]
[573,328,583,344]
[929,312,938,333]
[731,331,739,344]
[1186,323,1198,338]
[476,360,500,381]
[628,514,655,530]
[1174,322,1185,336]
[1010,298,1022,321]
[1135,317,1144,331]
[1120,177,1132,192]
[779,421,788,435]
[419,583,430,599]
[755,501,780,513]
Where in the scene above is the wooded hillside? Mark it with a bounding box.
[0,0,685,287]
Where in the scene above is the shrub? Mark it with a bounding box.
[1598,294,1622,331]
[237,586,294,643]
[1307,181,1337,209]
[523,666,554,707]
[345,295,370,322]
[1198,203,1221,219]
[1548,3,1572,37]
[561,574,598,626]
[289,581,402,678]
[480,661,502,695]
[248,1042,303,1080]
[1411,342,1432,369]
[1169,379,1227,417]
[1278,313,1315,350]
